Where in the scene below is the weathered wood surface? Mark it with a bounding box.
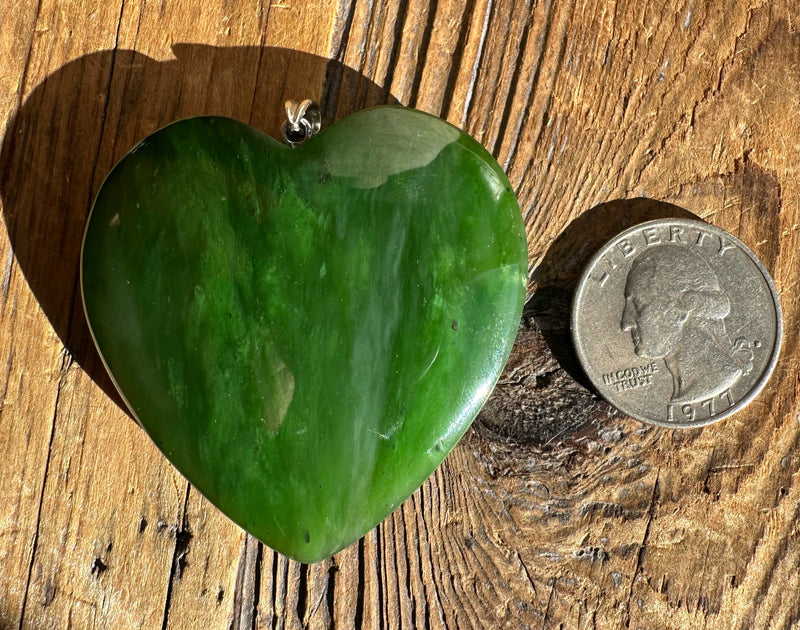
[1,0,799,628]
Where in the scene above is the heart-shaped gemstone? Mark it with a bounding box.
[81,106,527,562]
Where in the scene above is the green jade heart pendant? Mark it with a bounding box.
[81,103,528,563]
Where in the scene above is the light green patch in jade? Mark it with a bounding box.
[81,107,527,563]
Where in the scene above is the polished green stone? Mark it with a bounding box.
[81,107,527,563]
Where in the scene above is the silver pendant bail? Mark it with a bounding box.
[281,99,322,147]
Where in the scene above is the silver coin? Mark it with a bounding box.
[571,218,782,428]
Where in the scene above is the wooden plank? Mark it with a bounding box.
[1,0,799,628]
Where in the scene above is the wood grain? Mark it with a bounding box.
[1,0,799,628]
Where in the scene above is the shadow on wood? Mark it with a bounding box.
[475,199,698,455]
[530,198,698,385]
[0,45,394,413]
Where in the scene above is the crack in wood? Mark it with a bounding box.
[16,351,69,630]
[407,0,439,108]
[438,0,478,121]
[624,467,660,629]
[229,534,262,630]
[160,483,192,630]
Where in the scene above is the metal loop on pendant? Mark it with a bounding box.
[281,99,322,147]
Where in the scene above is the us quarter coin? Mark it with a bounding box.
[571,218,782,428]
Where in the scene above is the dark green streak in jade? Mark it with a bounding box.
[81,107,527,563]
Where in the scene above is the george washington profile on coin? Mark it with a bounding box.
[621,244,753,404]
